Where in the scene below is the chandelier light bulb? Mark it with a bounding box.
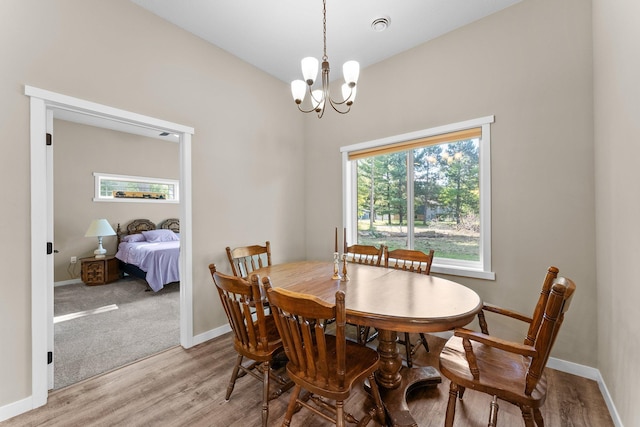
[311,89,325,112]
[301,57,319,85]
[342,60,360,86]
[291,80,307,104]
[342,83,357,105]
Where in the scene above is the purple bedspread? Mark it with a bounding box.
[115,241,180,292]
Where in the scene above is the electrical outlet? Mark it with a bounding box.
[70,256,77,264]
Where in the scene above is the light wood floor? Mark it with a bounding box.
[1,333,613,427]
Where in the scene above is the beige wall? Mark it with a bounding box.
[305,0,596,366]
[0,0,304,407]
[593,0,640,425]
[53,120,180,282]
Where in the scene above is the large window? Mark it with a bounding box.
[341,116,494,279]
[94,173,179,203]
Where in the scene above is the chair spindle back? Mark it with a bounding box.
[209,264,270,354]
[345,244,384,266]
[264,280,347,390]
[384,247,435,275]
[226,241,272,278]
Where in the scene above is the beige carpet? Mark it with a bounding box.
[53,277,179,389]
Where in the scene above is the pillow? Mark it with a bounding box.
[121,234,146,243]
[142,229,180,242]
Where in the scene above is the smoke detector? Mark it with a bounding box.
[371,16,390,32]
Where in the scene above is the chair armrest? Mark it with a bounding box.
[482,303,533,324]
[454,328,537,357]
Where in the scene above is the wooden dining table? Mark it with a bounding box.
[252,260,482,427]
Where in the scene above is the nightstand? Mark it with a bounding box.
[80,256,121,285]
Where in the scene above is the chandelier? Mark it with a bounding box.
[290,0,360,118]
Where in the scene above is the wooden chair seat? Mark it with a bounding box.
[440,334,547,406]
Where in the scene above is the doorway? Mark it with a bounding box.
[53,119,181,388]
[26,85,194,408]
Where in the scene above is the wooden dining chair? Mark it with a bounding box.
[226,241,272,278]
[344,243,384,343]
[344,244,384,266]
[439,267,576,427]
[384,247,435,367]
[263,278,385,427]
[209,264,291,427]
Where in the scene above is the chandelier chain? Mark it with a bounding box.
[322,0,328,62]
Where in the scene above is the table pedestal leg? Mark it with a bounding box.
[374,329,404,389]
[373,329,442,427]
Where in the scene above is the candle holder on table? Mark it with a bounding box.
[341,254,350,281]
[332,252,341,280]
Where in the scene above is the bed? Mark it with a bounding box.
[115,218,180,292]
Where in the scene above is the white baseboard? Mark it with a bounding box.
[0,396,33,423]
[54,279,82,287]
[191,323,232,347]
[547,356,600,380]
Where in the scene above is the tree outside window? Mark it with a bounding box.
[343,117,494,279]
[355,138,480,262]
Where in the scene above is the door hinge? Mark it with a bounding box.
[46,133,52,146]
[47,351,53,364]
[47,242,53,255]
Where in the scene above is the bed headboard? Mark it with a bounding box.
[126,219,156,235]
[116,218,179,245]
[159,218,180,233]
[116,218,155,245]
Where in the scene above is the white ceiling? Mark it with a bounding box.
[130,0,522,84]
[54,1,521,139]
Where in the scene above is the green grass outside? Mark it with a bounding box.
[356,220,479,261]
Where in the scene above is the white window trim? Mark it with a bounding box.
[93,172,180,203]
[341,115,495,280]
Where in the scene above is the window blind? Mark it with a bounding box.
[348,127,482,161]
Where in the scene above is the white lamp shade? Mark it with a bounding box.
[342,83,357,104]
[291,80,307,103]
[342,60,360,85]
[301,57,319,84]
[85,219,116,237]
[311,89,325,111]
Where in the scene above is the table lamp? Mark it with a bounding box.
[85,219,116,258]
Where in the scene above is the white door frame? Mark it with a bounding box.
[26,85,194,408]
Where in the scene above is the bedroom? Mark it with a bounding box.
[52,119,180,388]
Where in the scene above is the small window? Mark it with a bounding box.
[341,116,494,280]
[94,173,179,203]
